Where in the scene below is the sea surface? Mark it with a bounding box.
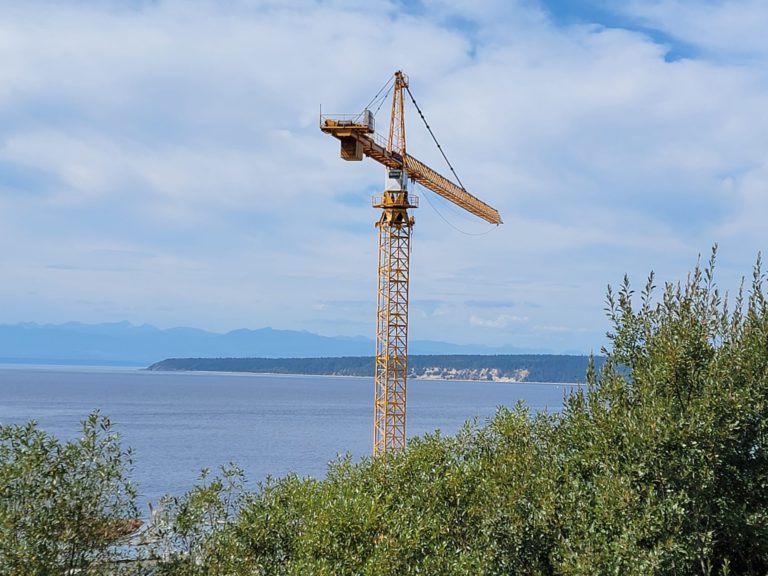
[0,365,577,515]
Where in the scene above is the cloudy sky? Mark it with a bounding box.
[1,0,766,354]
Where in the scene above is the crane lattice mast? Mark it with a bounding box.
[320,71,502,455]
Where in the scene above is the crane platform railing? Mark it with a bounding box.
[371,194,419,208]
[320,111,375,133]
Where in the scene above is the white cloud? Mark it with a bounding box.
[469,313,527,329]
[0,0,767,351]
[617,0,768,57]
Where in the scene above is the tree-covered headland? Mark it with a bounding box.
[2,250,767,574]
[149,354,601,383]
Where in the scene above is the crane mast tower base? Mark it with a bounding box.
[373,179,416,456]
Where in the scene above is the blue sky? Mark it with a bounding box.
[1,0,767,353]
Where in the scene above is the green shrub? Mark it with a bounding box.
[0,412,138,575]
[169,249,767,575]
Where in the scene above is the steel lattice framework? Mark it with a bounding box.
[320,70,501,456]
[373,192,414,455]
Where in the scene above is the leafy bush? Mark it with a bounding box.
[0,412,138,575]
[154,250,768,575]
[148,464,251,575]
[558,251,768,574]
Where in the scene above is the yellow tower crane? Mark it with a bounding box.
[321,70,502,456]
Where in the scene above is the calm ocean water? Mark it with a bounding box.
[0,365,576,512]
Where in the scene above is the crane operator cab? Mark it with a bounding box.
[385,169,408,204]
[374,168,415,228]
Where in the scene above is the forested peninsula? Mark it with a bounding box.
[147,354,602,383]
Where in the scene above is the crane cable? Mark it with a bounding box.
[364,76,394,120]
[404,84,468,194]
[404,84,497,236]
[371,85,392,118]
[416,182,498,236]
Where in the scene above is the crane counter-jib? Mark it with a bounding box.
[320,117,502,226]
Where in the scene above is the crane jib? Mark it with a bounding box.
[319,119,501,225]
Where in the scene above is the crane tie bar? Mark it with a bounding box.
[404,84,467,193]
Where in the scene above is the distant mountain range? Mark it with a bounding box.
[0,322,546,366]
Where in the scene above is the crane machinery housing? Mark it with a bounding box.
[321,71,502,456]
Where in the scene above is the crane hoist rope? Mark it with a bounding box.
[320,70,502,455]
[418,182,500,237]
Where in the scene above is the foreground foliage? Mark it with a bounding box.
[151,251,768,575]
[3,251,767,575]
[0,413,138,575]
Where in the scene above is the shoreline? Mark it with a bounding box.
[145,367,584,385]
[0,362,585,385]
